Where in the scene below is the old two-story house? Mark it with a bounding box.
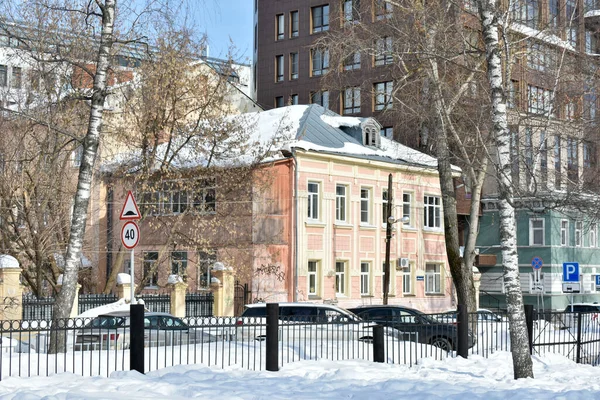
[102,104,457,312]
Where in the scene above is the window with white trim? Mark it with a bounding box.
[307,182,319,220]
[360,187,371,224]
[343,51,361,70]
[72,145,83,167]
[402,192,412,227]
[335,184,348,222]
[590,223,597,248]
[335,261,347,295]
[529,218,544,246]
[575,220,582,247]
[402,263,412,295]
[360,262,370,295]
[423,195,441,229]
[561,220,569,246]
[425,263,442,294]
[308,260,320,296]
[382,260,396,295]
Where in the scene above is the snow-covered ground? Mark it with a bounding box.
[0,351,598,399]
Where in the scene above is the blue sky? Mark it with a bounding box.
[191,0,254,62]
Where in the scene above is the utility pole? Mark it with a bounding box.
[383,173,393,305]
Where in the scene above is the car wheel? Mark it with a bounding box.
[430,337,452,351]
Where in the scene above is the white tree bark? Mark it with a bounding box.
[477,0,533,379]
[50,0,116,352]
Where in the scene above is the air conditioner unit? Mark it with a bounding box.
[399,258,410,268]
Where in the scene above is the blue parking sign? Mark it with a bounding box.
[596,275,600,286]
[563,262,579,282]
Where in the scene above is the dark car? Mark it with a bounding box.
[348,305,475,351]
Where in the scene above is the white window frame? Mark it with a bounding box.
[72,145,83,167]
[307,181,320,220]
[402,263,412,295]
[308,260,320,296]
[423,195,442,229]
[561,219,569,246]
[529,218,545,246]
[343,86,361,114]
[360,261,371,295]
[402,192,412,227]
[335,261,347,296]
[382,260,396,295]
[171,251,188,277]
[575,221,583,247]
[335,184,348,223]
[360,187,371,224]
[590,223,597,248]
[425,263,442,294]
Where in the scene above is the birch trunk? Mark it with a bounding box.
[477,0,534,379]
[49,0,116,353]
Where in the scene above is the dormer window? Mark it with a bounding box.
[361,120,381,147]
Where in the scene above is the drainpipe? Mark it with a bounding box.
[291,150,299,302]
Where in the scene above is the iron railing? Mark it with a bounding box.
[185,292,214,317]
[1,309,599,380]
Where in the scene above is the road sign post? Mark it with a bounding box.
[120,191,141,304]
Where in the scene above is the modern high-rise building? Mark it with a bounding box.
[253,0,400,141]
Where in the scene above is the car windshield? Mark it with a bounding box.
[86,315,126,329]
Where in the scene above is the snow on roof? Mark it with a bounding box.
[103,104,452,173]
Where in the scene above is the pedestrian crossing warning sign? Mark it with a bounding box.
[119,191,141,220]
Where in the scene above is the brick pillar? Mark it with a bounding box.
[473,266,482,310]
[169,281,188,318]
[116,273,136,303]
[210,263,234,317]
[0,255,23,321]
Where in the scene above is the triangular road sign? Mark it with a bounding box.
[120,190,141,220]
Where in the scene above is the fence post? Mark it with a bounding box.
[130,304,145,374]
[266,303,279,372]
[524,304,534,355]
[576,312,583,364]
[0,255,23,321]
[210,263,234,316]
[373,325,385,362]
[457,304,468,358]
[168,280,188,318]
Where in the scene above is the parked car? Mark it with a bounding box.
[438,309,506,324]
[561,303,600,329]
[348,305,475,351]
[235,303,379,342]
[75,311,216,350]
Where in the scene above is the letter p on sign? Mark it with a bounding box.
[563,262,579,282]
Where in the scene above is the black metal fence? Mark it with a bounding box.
[185,292,214,317]
[138,293,170,313]
[22,292,215,320]
[2,308,599,380]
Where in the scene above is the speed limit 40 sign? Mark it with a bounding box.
[121,221,140,249]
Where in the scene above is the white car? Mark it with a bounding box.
[235,303,379,342]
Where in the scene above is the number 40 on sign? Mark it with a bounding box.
[121,221,140,249]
